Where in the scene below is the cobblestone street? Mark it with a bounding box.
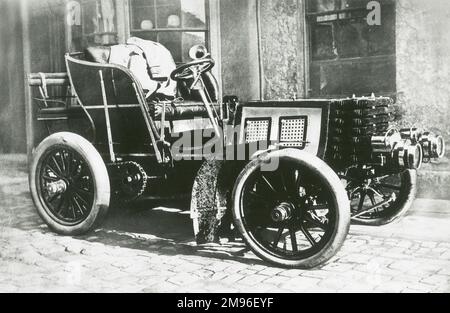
[0,155,449,293]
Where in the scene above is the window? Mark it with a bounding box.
[129,0,209,63]
[67,0,119,52]
[306,0,396,97]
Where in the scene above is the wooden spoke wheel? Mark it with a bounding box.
[30,132,110,235]
[232,149,350,268]
[343,168,417,226]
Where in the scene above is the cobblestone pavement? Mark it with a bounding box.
[0,155,449,293]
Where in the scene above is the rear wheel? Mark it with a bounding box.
[232,149,350,268]
[344,168,417,226]
[29,132,110,235]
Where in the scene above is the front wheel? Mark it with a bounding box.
[232,149,350,269]
[29,132,110,235]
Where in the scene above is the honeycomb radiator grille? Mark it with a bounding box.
[279,117,307,147]
[245,119,270,143]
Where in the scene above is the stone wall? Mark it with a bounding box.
[260,0,306,100]
[396,0,450,142]
[220,0,261,102]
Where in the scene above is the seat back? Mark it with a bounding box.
[65,55,160,159]
[66,55,141,107]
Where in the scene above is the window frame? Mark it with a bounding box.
[79,0,120,47]
[128,0,210,63]
[304,0,396,98]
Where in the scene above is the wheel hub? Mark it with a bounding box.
[271,202,294,223]
[46,180,67,197]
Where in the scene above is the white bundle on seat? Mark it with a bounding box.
[108,37,177,99]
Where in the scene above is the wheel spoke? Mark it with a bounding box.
[295,170,302,194]
[73,188,92,205]
[59,150,67,175]
[357,190,366,212]
[272,227,284,248]
[55,194,66,215]
[289,228,298,252]
[66,150,72,176]
[368,191,377,206]
[68,198,77,219]
[47,193,61,204]
[51,156,63,177]
[45,165,61,179]
[260,174,278,194]
[300,225,317,246]
[279,169,288,194]
[59,196,72,218]
[375,183,401,191]
[305,215,327,230]
[73,191,88,208]
[72,195,86,214]
[42,174,59,182]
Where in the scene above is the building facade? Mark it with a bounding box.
[0,0,449,154]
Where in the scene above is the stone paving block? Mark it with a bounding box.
[257,267,285,276]
[222,263,249,274]
[144,281,179,292]
[237,268,259,276]
[277,269,305,278]
[300,270,332,279]
[323,262,356,273]
[279,276,322,292]
[236,274,268,286]
[221,274,245,284]
[209,272,228,281]
[375,281,409,293]
[168,273,200,286]
[388,260,419,272]
[393,274,422,284]
[421,241,438,249]
[437,242,450,249]
[397,240,414,249]
[420,274,450,286]
[336,282,377,293]
[317,276,347,290]
[401,288,426,293]
[169,262,204,273]
[263,275,289,286]
[439,251,450,260]
[192,269,215,279]
[401,282,436,292]
[208,262,231,272]
[437,267,450,276]
[357,273,392,287]
[414,262,448,274]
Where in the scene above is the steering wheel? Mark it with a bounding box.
[170,58,215,81]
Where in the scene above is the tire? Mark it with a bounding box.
[232,149,350,269]
[349,170,417,226]
[29,132,110,235]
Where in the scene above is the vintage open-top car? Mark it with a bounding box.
[27,44,445,268]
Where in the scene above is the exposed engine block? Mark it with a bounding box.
[326,96,445,172]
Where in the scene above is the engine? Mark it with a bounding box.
[326,95,445,172]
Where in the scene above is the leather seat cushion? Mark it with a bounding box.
[152,101,220,120]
